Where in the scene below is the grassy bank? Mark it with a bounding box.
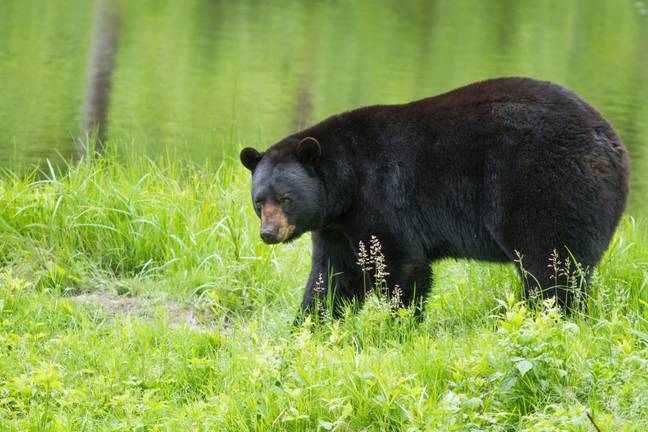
[0,155,646,431]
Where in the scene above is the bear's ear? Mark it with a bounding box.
[296,137,321,165]
[240,147,263,171]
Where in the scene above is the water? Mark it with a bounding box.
[1,0,647,213]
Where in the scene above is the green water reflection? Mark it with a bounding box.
[1,0,647,212]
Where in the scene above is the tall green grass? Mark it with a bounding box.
[0,154,646,431]
[0,152,309,314]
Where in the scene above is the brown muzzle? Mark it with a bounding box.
[260,204,295,244]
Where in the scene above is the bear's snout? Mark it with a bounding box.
[260,204,295,244]
[260,226,279,244]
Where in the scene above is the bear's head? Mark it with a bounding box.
[240,136,324,244]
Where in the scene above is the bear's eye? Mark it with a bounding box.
[255,198,262,208]
[278,195,291,204]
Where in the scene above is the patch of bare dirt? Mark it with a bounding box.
[70,292,215,332]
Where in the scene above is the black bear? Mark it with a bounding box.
[240,77,629,319]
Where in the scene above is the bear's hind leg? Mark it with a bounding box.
[490,221,600,313]
[514,246,593,312]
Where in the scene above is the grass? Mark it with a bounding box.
[0,153,646,431]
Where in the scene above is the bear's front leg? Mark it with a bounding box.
[295,229,366,324]
[354,231,433,318]
[386,261,433,318]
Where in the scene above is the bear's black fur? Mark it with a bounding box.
[241,77,629,318]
